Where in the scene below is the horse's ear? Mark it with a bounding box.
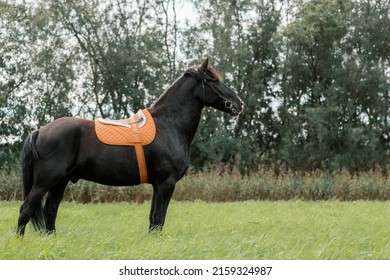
[201,58,209,69]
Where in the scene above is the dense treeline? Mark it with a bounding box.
[1,0,389,175]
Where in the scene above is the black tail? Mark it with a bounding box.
[21,130,45,231]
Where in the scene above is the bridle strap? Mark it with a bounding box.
[185,68,238,114]
[185,68,205,103]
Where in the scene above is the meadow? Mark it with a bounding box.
[1,200,390,260]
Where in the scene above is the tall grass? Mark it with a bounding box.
[1,200,390,259]
[1,169,390,202]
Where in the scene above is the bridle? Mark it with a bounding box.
[185,67,240,115]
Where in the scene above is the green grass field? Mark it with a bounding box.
[1,200,390,260]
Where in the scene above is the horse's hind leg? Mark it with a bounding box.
[17,186,47,236]
[43,179,68,234]
[17,170,67,236]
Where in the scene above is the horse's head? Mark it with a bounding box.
[186,59,244,116]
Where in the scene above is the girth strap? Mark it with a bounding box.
[129,114,148,184]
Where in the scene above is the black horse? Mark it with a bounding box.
[17,59,244,236]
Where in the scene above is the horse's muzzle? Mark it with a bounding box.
[228,97,245,116]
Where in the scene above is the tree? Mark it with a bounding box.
[0,0,179,168]
[50,0,171,118]
[185,0,281,174]
[1,0,389,174]
[1,1,74,169]
[277,0,351,171]
[277,0,390,173]
[340,0,390,173]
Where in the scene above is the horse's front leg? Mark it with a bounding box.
[149,178,176,232]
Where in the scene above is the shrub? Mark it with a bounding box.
[1,169,390,202]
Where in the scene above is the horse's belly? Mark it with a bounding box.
[77,166,141,186]
[75,145,143,186]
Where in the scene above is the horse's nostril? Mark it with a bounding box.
[237,97,245,108]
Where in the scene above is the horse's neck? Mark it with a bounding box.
[149,81,203,145]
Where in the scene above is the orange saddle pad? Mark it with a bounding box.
[95,109,156,146]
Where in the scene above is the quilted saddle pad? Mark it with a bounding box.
[95,109,156,146]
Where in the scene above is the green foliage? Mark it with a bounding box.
[1,0,389,174]
[276,0,389,173]
[1,200,390,259]
[189,0,281,174]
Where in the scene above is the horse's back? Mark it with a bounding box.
[39,117,92,134]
